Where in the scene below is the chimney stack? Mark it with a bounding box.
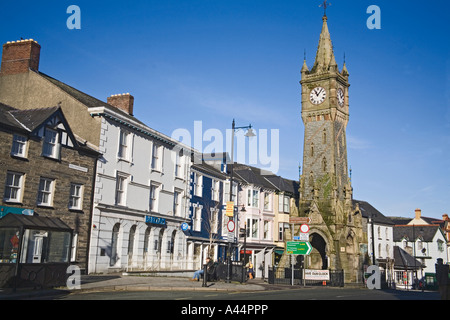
[107,93,134,116]
[415,208,422,220]
[1,39,41,75]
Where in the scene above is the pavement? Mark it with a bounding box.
[0,273,269,300]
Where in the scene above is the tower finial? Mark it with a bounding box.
[319,1,331,16]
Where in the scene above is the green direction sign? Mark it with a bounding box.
[286,241,312,255]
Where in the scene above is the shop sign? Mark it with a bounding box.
[0,206,34,219]
[145,215,166,226]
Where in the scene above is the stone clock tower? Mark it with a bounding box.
[295,13,364,283]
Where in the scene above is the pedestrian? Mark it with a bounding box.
[246,260,254,279]
[191,257,213,281]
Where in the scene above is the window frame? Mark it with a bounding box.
[69,183,84,210]
[11,134,28,158]
[4,171,25,203]
[37,177,55,207]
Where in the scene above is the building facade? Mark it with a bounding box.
[87,104,192,273]
[0,104,98,272]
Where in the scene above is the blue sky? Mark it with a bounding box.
[1,1,449,219]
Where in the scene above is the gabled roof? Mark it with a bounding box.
[353,200,394,225]
[8,106,59,132]
[264,175,299,196]
[393,246,422,270]
[232,164,276,190]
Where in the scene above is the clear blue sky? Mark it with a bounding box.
[1,1,449,219]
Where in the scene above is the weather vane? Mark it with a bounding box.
[319,1,331,16]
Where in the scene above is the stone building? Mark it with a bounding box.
[295,13,364,283]
[0,103,98,272]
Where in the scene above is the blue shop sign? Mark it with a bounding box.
[0,206,34,219]
[145,215,166,226]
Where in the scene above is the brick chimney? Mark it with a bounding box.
[0,39,41,75]
[107,93,134,116]
[415,208,422,220]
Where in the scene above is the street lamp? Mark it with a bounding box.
[226,119,255,283]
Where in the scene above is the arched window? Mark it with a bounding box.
[322,129,327,144]
[310,143,314,157]
[322,157,327,171]
[110,223,120,267]
[128,225,137,265]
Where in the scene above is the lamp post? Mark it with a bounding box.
[225,119,255,283]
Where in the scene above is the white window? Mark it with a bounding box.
[174,151,183,179]
[149,184,160,212]
[264,193,271,210]
[247,218,259,238]
[4,172,24,202]
[11,134,28,158]
[118,130,130,160]
[278,194,284,212]
[115,173,127,206]
[247,189,259,208]
[264,220,270,239]
[283,196,290,213]
[42,128,59,159]
[278,223,284,241]
[212,180,220,201]
[151,144,162,171]
[193,173,203,197]
[210,208,218,234]
[69,183,83,210]
[37,178,54,206]
[194,206,202,231]
[173,190,181,216]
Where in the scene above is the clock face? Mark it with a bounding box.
[310,87,326,105]
[337,88,344,107]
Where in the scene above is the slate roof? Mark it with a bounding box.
[264,175,299,196]
[232,164,276,190]
[0,103,59,133]
[353,200,394,225]
[393,225,442,242]
[393,246,423,270]
[191,162,228,180]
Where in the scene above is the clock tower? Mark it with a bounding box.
[295,12,364,283]
[300,14,350,201]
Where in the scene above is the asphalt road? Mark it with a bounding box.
[58,287,440,301]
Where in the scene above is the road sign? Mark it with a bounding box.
[227,220,235,232]
[289,217,311,224]
[226,201,234,217]
[286,241,312,255]
[300,224,310,233]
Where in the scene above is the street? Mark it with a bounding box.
[55,287,439,301]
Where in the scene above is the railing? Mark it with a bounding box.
[268,266,344,287]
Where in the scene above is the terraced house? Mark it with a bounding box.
[0,103,98,272]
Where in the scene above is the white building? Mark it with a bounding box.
[355,200,395,285]
[87,96,192,274]
[233,164,277,279]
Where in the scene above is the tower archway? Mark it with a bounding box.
[309,232,328,270]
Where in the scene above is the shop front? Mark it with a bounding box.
[0,213,73,289]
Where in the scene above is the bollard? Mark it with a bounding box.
[202,264,207,287]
